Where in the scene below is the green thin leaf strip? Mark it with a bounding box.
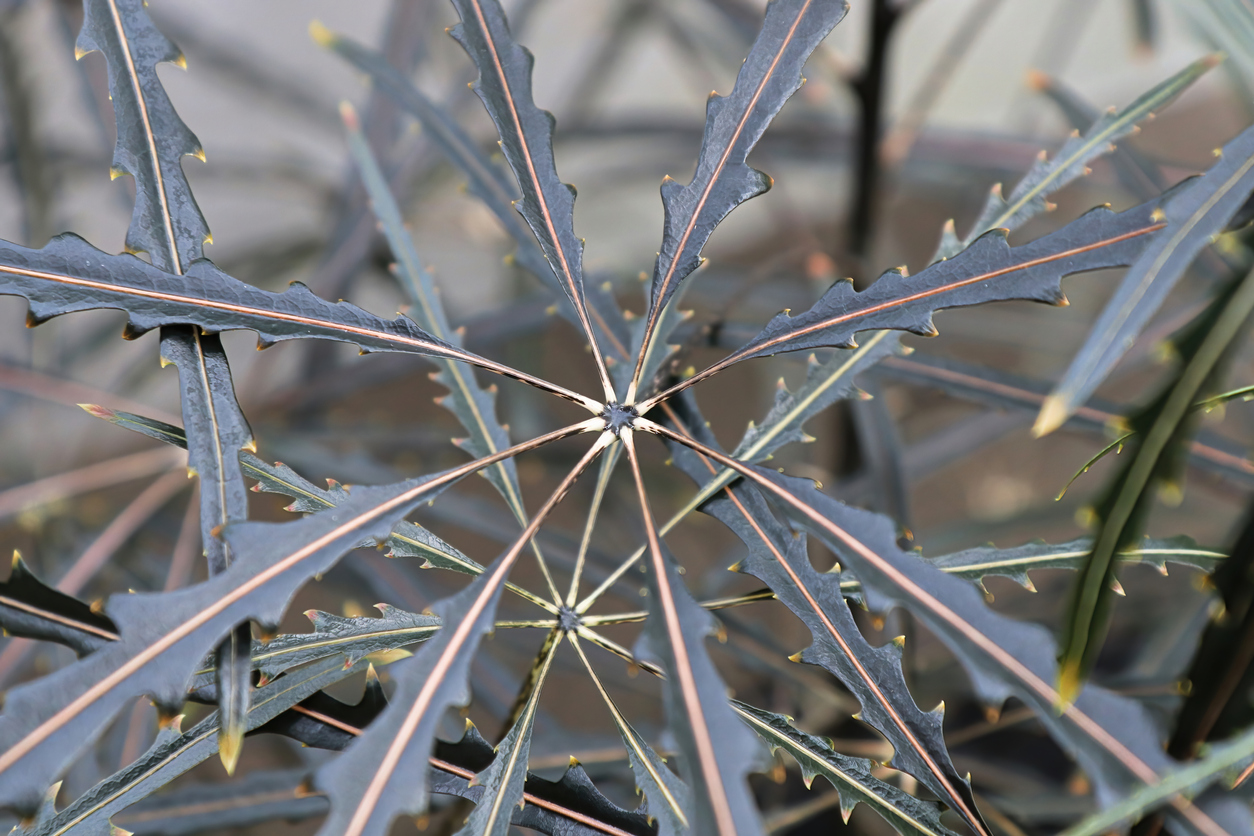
[0,233,601,411]
[571,634,692,836]
[1058,264,1254,701]
[640,194,1171,410]
[630,0,849,401]
[342,102,527,518]
[0,422,590,816]
[640,418,1252,836]
[732,702,962,836]
[1038,122,1254,435]
[1060,725,1254,836]
[934,54,1218,261]
[666,398,987,836]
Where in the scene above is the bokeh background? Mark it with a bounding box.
[0,0,1252,833]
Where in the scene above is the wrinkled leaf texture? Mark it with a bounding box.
[0,553,117,657]
[631,0,848,400]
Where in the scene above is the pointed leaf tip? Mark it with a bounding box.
[308,19,335,47]
[1033,394,1069,437]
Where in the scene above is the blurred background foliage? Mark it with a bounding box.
[0,0,1252,833]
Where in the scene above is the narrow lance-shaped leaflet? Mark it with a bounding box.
[628,0,848,402]
[78,0,256,769]
[638,417,1252,836]
[1058,262,1254,701]
[449,0,615,401]
[662,397,988,836]
[0,233,601,412]
[621,428,766,836]
[639,193,1172,413]
[0,420,596,816]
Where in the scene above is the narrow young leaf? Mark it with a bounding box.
[927,536,1225,591]
[570,634,692,836]
[641,195,1170,410]
[630,0,849,401]
[732,702,961,836]
[934,54,1218,261]
[250,606,441,684]
[665,400,987,836]
[83,404,560,613]
[641,419,1252,836]
[1058,264,1254,700]
[314,435,610,836]
[0,552,118,657]
[78,0,255,765]
[449,0,614,399]
[1059,724,1254,836]
[1038,123,1254,434]
[0,423,590,815]
[342,102,526,521]
[454,636,560,836]
[622,431,767,836]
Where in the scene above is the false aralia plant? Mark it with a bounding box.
[0,1,1253,836]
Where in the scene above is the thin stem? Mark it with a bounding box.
[566,439,621,606]
[569,633,689,829]
[581,588,777,628]
[574,625,664,678]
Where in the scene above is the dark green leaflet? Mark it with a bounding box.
[78,0,256,767]
[639,194,1171,412]
[0,422,589,815]
[0,233,600,412]
[732,702,962,836]
[640,418,1252,836]
[318,27,634,365]
[1039,123,1254,434]
[449,0,615,400]
[622,431,766,836]
[629,0,849,401]
[665,396,987,836]
[1058,264,1254,701]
